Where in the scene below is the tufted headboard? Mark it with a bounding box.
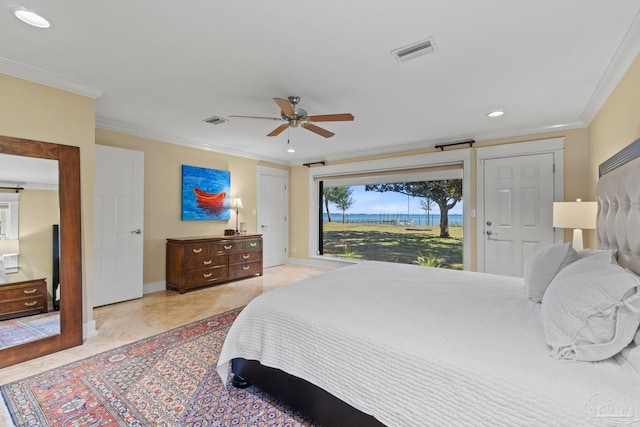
[596,138,640,276]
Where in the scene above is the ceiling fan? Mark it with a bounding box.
[230,96,354,138]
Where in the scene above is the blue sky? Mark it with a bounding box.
[326,185,463,215]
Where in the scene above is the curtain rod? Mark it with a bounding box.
[434,139,475,151]
[0,186,24,193]
[303,161,326,168]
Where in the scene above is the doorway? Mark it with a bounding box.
[94,145,144,307]
[257,166,289,268]
[476,139,564,276]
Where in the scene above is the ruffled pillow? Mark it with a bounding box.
[541,257,640,361]
[523,242,578,303]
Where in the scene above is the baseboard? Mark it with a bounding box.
[144,280,166,294]
[286,256,355,269]
[84,319,97,339]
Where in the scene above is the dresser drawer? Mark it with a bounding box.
[229,251,262,264]
[0,296,46,316]
[210,240,240,253]
[185,266,229,287]
[229,261,262,278]
[185,253,228,271]
[243,239,262,251]
[0,285,46,300]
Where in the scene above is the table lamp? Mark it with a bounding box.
[552,199,597,251]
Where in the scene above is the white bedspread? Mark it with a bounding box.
[217,261,640,426]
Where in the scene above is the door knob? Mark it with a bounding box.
[486,221,492,226]
[131,229,142,234]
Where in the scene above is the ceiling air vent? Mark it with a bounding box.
[203,116,228,125]
[391,37,437,63]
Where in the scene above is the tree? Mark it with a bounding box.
[324,186,355,223]
[420,197,435,226]
[365,180,462,237]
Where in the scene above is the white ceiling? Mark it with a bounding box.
[2,1,640,166]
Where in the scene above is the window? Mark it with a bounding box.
[308,150,472,270]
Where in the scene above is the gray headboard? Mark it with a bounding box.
[596,137,640,276]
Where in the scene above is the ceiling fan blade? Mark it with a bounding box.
[302,123,335,138]
[267,124,289,137]
[273,98,296,116]
[307,113,355,122]
[229,115,282,121]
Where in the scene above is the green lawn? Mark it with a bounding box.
[322,222,463,269]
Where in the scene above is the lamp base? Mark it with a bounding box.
[572,228,584,251]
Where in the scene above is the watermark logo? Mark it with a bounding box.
[585,394,638,426]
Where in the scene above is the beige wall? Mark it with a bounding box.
[13,189,59,302]
[95,129,282,284]
[585,53,640,248]
[0,73,95,325]
[289,127,590,269]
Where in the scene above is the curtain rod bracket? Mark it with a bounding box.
[434,139,475,151]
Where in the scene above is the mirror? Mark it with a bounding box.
[0,135,83,368]
[0,154,60,349]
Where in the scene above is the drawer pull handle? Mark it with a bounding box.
[249,242,258,247]
[24,301,38,307]
[224,245,233,250]
[203,260,212,265]
[242,254,250,259]
[242,265,250,271]
[203,273,213,278]
[23,289,38,294]
[192,248,203,254]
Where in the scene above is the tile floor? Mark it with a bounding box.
[0,264,328,426]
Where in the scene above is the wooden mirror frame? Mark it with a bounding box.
[0,135,83,368]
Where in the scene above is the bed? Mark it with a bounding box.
[217,140,640,426]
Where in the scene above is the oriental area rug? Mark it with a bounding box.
[1,307,313,427]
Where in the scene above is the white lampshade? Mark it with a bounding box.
[553,200,597,251]
[552,201,597,229]
[231,198,243,209]
[0,239,19,255]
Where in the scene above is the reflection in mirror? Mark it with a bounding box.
[0,154,59,349]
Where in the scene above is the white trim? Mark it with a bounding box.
[97,118,290,166]
[84,319,98,338]
[476,138,565,272]
[0,57,105,98]
[257,166,290,267]
[287,256,350,270]
[308,150,472,270]
[143,280,166,294]
[581,8,640,125]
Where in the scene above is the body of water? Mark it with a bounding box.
[323,213,462,226]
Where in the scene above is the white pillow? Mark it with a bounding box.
[541,257,640,362]
[523,242,578,303]
[577,248,618,263]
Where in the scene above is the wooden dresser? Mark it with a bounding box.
[166,235,263,293]
[0,278,48,320]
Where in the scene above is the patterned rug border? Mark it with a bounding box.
[1,306,313,427]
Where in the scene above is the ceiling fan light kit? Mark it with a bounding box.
[230,96,354,139]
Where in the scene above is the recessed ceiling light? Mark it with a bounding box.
[287,147,296,153]
[12,8,52,29]
[487,110,504,118]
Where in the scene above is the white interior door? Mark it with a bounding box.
[94,145,144,307]
[257,166,288,268]
[482,153,555,277]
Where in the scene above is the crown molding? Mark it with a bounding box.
[580,8,640,125]
[95,117,289,166]
[0,57,104,99]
